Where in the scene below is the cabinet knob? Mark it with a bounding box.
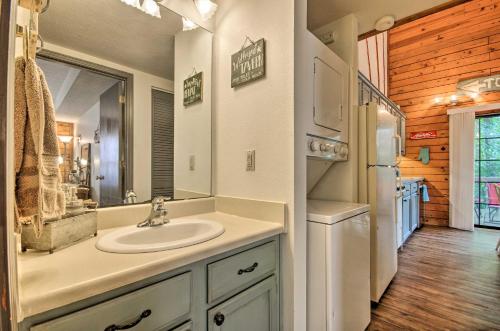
[214,312,225,326]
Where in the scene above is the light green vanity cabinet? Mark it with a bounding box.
[207,276,278,331]
[21,236,280,331]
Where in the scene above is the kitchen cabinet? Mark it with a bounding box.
[21,237,280,331]
[402,195,411,242]
[400,180,422,246]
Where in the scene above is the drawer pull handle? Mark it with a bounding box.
[214,312,225,326]
[238,262,258,275]
[104,309,152,331]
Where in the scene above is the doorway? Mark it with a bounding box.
[474,114,500,229]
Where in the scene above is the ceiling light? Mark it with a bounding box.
[194,0,217,21]
[120,0,141,8]
[141,0,161,18]
[182,17,198,31]
[375,16,395,31]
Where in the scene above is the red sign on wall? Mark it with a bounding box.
[410,130,438,140]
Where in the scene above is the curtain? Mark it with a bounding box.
[449,111,475,231]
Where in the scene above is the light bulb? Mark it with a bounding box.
[120,0,141,8]
[141,0,161,18]
[433,97,442,104]
[450,95,458,103]
[58,135,73,143]
[182,17,198,31]
[194,0,217,21]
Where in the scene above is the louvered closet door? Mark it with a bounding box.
[151,89,174,198]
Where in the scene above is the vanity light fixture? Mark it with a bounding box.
[193,0,217,21]
[58,135,73,144]
[141,0,161,18]
[120,0,141,8]
[450,94,458,105]
[182,17,198,31]
[119,0,162,19]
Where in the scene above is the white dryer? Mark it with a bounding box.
[307,199,371,331]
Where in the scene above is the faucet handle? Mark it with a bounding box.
[152,196,171,211]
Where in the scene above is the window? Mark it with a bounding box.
[474,114,500,228]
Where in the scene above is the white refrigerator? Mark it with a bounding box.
[358,102,400,303]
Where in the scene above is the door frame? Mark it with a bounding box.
[36,49,135,198]
[1,0,15,329]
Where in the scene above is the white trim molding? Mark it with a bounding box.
[447,102,500,115]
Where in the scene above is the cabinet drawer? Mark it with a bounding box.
[207,241,277,303]
[169,320,193,331]
[31,272,191,331]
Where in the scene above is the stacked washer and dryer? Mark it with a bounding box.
[306,53,371,331]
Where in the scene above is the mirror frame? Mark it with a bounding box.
[37,49,135,201]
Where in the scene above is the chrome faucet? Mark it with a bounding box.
[124,189,137,204]
[137,196,171,228]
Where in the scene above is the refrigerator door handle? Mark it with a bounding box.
[394,135,402,165]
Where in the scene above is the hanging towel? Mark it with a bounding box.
[421,184,430,202]
[418,147,430,165]
[15,57,66,236]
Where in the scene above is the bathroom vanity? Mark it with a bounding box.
[17,209,283,331]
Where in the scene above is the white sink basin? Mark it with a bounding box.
[96,219,225,253]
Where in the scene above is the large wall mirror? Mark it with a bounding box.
[37,0,213,207]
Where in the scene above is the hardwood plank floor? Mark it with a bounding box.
[368,226,500,331]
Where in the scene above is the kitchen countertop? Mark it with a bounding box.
[17,212,284,319]
[401,176,425,183]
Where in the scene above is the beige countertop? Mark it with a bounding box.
[401,176,425,183]
[17,212,284,319]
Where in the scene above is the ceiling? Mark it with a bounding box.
[38,58,119,122]
[308,0,452,35]
[39,0,184,79]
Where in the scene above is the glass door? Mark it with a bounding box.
[474,114,500,229]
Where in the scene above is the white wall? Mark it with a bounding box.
[213,0,297,329]
[42,42,173,202]
[174,28,213,198]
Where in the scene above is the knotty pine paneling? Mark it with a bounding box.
[389,0,500,226]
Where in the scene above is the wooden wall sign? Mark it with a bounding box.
[410,130,438,140]
[183,72,203,106]
[231,38,265,88]
[457,74,500,94]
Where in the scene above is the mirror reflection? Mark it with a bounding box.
[37,0,213,207]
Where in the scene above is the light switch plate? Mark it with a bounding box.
[246,150,255,171]
[189,155,195,171]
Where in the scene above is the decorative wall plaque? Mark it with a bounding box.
[183,72,203,106]
[410,130,438,140]
[457,74,500,94]
[231,38,265,88]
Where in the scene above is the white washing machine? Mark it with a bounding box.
[307,199,371,331]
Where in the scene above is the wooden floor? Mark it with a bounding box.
[368,226,500,331]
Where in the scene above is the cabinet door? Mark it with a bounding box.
[208,276,278,331]
[410,194,419,231]
[402,197,411,242]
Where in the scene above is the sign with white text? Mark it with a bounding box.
[410,131,438,140]
[231,38,265,88]
[183,72,203,106]
[457,74,500,94]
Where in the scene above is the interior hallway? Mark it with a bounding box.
[368,226,500,331]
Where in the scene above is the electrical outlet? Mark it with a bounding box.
[246,150,255,171]
[189,155,195,171]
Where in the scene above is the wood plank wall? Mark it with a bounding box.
[388,0,500,226]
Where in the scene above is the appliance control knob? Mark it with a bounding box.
[310,141,320,152]
[339,146,348,157]
[333,145,340,153]
[320,143,329,152]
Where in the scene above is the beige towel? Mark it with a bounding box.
[15,57,65,236]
